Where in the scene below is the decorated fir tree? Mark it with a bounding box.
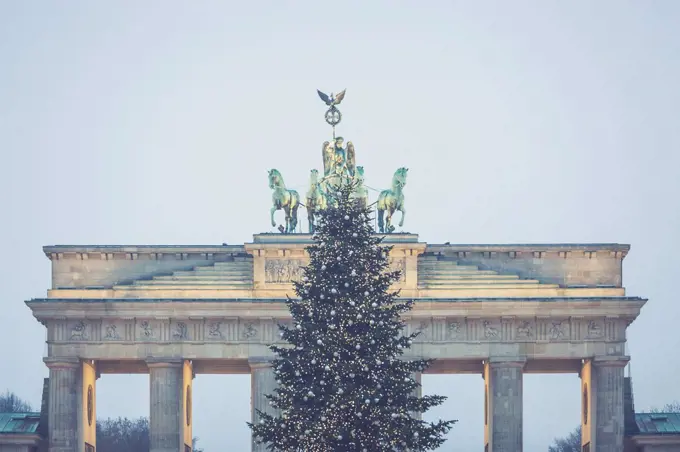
[249,181,455,451]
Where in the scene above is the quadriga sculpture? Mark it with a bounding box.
[377,167,408,233]
[305,169,328,234]
[268,169,300,233]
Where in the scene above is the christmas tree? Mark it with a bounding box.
[249,181,456,451]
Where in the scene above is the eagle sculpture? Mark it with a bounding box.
[317,89,346,107]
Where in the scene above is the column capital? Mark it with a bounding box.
[43,357,80,369]
[487,357,527,368]
[591,356,630,368]
[249,357,274,370]
[146,357,184,368]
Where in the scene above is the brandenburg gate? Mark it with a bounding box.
[25,91,646,452]
[26,236,644,452]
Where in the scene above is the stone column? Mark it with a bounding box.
[44,357,80,452]
[581,357,629,452]
[483,358,525,452]
[250,358,279,452]
[410,372,423,420]
[148,358,183,452]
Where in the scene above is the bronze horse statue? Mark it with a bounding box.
[268,169,300,233]
[305,169,328,234]
[377,167,408,233]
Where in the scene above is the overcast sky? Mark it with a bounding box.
[1,1,679,450]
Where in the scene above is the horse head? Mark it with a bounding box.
[393,167,408,188]
[268,169,282,189]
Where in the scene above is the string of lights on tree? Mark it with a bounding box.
[249,181,456,451]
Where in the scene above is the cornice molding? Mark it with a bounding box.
[26,297,646,322]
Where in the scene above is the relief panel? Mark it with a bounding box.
[481,319,501,341]
[446,319,464,341]
[101,321,126,341]
[265,259,306,283]
[136,319,162,341]
[389,258,407,283]
[514,319,536,341]
[69,320,92,341]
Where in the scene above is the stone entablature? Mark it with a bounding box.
[28,298,644,368]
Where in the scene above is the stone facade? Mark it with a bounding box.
[26,234,648,452]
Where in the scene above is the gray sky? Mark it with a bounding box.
[1,1,679,450]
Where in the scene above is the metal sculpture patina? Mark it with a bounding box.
[317,89,346,139]
[268,169,300,233]
[377,167,408,233]
[305,169,328,234]
[266,89,410,234]
[352,166,368,209]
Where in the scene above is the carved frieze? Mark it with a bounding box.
[70,320,90,341]
[103,323,121,340]
[242,321,259,340]
[172,321,189,340]
[137,320,159,341]
[586,320,604,339]
[482,320,501,340]
[389,258,406,282]
[447,320,463,340]
[46,316,626,347]
[515,320,534,340]
[548,320,569,341]
[207,321,224,339]
[265,259,306,283]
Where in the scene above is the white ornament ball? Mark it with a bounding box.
[372,302,377,307]
[325,365,331,371]
[296,324,302,330]
[353,232,358,237]
[321,265,326,270]
[364,291,369,296]
[344,215,350,220]
[331,310,336,316]
[331,288,337,294]
[337,256,341,261]
[355,344,361,350]
[344,282,350,287]
[317,339,323,345]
